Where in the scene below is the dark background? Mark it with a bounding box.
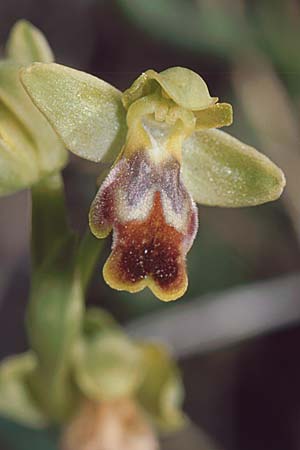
[1,1,300,449]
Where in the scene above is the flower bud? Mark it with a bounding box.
[61,398,159,450]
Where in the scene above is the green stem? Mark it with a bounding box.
[31,173,69,270]
[27,172,107,422]
[76,229,106,294]
[28,173,81,422]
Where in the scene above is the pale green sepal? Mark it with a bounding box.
[6,20,54,65]
[195,103,233,130]
[182,129,286,207]
[0,352,48,428]
[21,63,127,163]
[0,136,37,196]
[73,328,142,402]
[123,67,217,111]
[137,343,186,432]
[0,61,67,193]
[148,67,218,111]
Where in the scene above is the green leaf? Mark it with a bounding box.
[0,419,58,450]
[21,63,127,163]
[137,343,185,432]
[73,327,142,401]
[6,20,54,65]
[0,352,47,428]
[182,129,285,207]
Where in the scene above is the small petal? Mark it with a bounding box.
[182,129,286,207]
[6,20,54,65]
[21,63,127,163]
[195,102,233,130]
[122,67,217,111]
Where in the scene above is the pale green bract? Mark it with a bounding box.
[21,63,127,163]
[182,129,285,207]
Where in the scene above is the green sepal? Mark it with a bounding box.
[182,129,286,207]
[21,63,127,163]
[0,134,37,196]
[137,343,185,432]
[0,352,48,428]
[0,61,67,196]
[73,310,142,401]
[122,67,217,111]
[6,20,54,65]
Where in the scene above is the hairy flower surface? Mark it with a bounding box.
[89,119,198,300]
[21,64,286,301]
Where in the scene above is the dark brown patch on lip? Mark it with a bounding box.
[106,192,187,294]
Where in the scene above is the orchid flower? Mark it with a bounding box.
[21,65,285,301]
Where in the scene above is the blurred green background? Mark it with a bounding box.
[1,1,300,449]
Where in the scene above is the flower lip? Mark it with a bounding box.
[103,191,191,301]
[90,149,198,302]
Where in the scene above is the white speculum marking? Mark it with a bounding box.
[115,118,195,234]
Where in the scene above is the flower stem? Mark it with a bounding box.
[76,229,106,294]
[30,172,70,270]
[27,173,81,422]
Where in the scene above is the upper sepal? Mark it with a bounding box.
[122,67,218,111]
[182,129,285,207]
[20,63,127,163]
